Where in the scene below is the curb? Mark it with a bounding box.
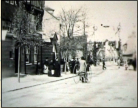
[2,75,76,93]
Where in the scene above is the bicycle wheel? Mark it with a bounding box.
[73,74,80,84]
[87,72,92,83]
[73,65,80,83]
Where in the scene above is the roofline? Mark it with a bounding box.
[46,10,59,20]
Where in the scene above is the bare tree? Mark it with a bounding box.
[58,7,88,72]
[60,7,85,38]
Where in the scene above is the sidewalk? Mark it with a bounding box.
[2,65,117,93]
[2,72,76,93]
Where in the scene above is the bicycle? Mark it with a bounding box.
[73,64,92,83]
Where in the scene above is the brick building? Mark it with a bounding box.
[2,1,45,77]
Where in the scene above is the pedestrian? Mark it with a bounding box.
[117,58,120,68]
[54,58,61,77]
[72,57,76,74]
[79,56,87,82]
[124,60,128,70]
[102,58,106,70]
[75,58,80,74]
[60,58,65,72]
[86,53,90,71]
[48,59,55,76]
[69,59,73,73]
[43,57,49,74]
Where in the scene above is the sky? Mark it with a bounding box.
[45,1,137,44]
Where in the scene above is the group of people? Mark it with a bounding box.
[69,56,94,74]
[43,57,61,77]
[69,58,80,74]
[43,54,108,78]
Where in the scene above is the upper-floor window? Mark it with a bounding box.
[5,1,17,5]
[10,1,14,5]
[5,1,10,3]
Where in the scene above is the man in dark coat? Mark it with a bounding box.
[69,59,73,73]
[102,58,106,70]
[86,54,91,71]
[54,58,61,77]
[74,58,80,74]
[72,58,76,74]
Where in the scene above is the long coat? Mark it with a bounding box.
[54,61,60,77]
[48,61,55,71]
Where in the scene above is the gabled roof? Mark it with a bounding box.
[44,7,59,20]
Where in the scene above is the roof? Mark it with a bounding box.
[45,6,54,11]
[38,32,51,42]
[44,7,59,20]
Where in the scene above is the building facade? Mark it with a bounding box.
[2,1,45,78]
[41,6,60,61]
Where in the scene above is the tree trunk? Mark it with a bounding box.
[36,46,39,74]
[24,46,26,74]
[18,46,20,83]
[41,46,43,73]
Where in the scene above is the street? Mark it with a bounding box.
[2,65,137,107]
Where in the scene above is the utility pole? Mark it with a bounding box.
[116,23,121,59]
[92,25,97,66]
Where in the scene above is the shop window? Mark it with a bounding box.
[34,46,38,63]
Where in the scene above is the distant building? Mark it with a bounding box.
[122,31,137,67]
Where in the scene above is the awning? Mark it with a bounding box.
[2,30,16,40]
[2,30,8,40]
[123,54,133,57]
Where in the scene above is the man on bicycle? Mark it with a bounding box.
[79,56,87,82]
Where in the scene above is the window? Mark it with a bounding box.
[2,21,11,30]
[29,14,36,33]
[5,1,10,3]
[5,1,17,5]
[27,0,30,3]
[9,49,14,59]
[26,47,30,63]
[10,1,14,5]
[34,46,38,63]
